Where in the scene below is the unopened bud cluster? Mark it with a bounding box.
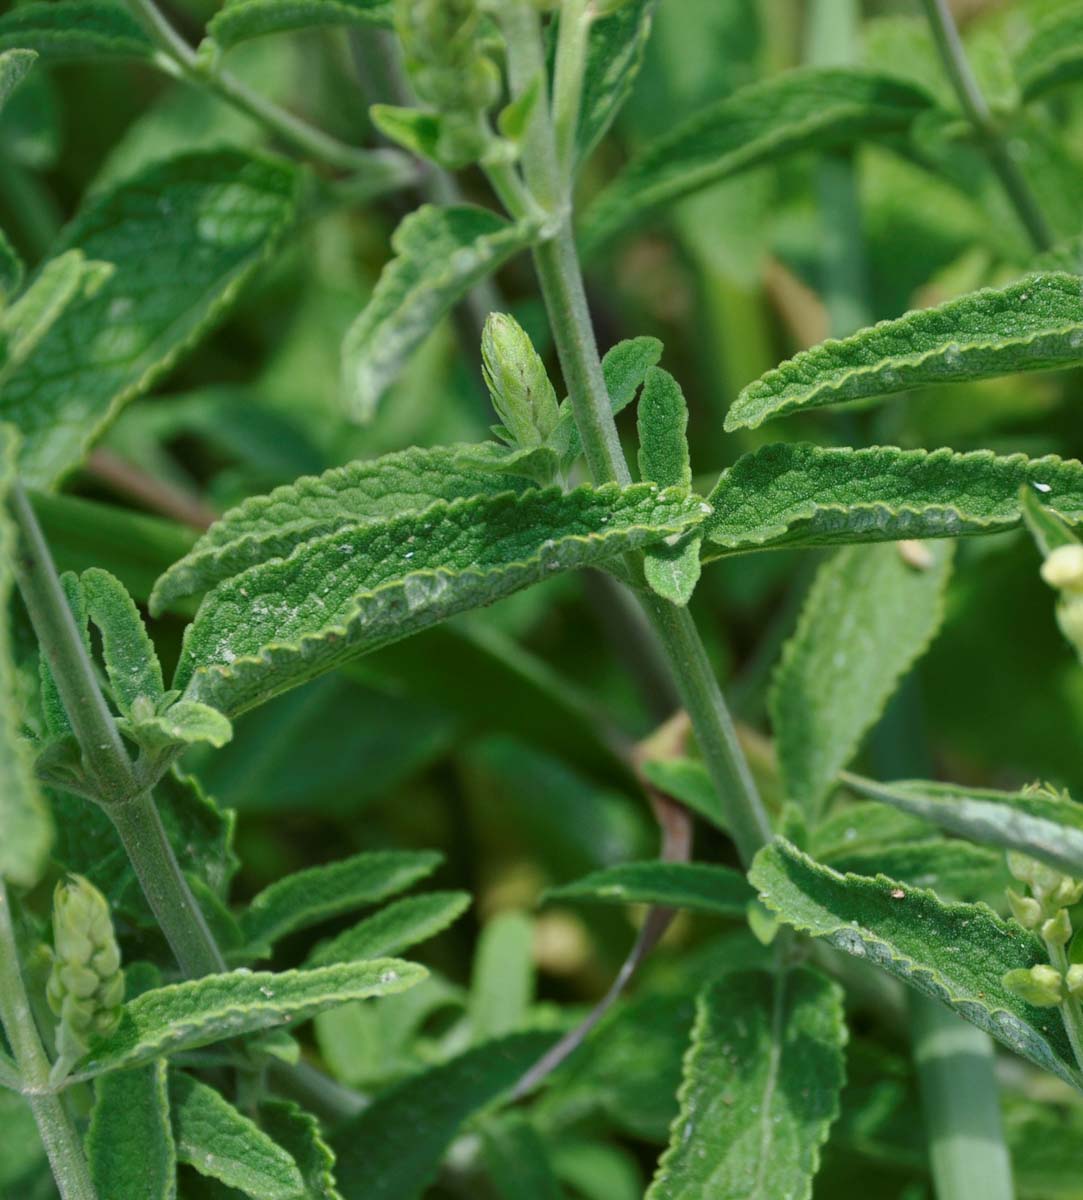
[46,875,124,1079]
[1040,543,1083,659]
[1002,852,1083,1008]
[481,313,559,451]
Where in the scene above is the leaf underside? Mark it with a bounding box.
[206,0,390,52]
[545,861,752,917]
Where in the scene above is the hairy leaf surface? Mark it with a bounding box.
[647,968,846,1200]
[750,840,1081,1089]
[576,0,657,162]
[206,0,390,52]
[546,862,752,917]
[2,150,300,486]
[0,49,35,114]
[86,1060,175,1200]
[771,542,952,817]
[0,1,153,60]
[259,1101,344,1200]
[1014,7,1083,100]
[341,205,538,421]
[307,891,471,967]
[706,443,1083,553]
[82,566,163,715]
[584,69,932,249]
[725,274,1083,431]
[175,484,707,715]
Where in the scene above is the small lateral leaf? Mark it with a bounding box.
[750,839,1082,1090]
[483,1115,563,1200]
[470,910,535,1043]
[307,891,471,967]
[824,838,1007,903]
[370,104,443,162]
[330,1032,559,1200]
[1020,485,1081,556]
[647,968,846,1200]
[0,48,35,113]
[584,68,932,250]
[240,849,442,956]
[86,1059,176,1200]
[205,0,390,52]
[0,1,153,61]
[706,443,1083,555]
[82,566,163,716]
[1014,7,1083,101]
[67,960,426,1082]
[126,699,233,751]
[771,542,953,818]
[545,862,752,917]
[170,1071,304,1200]
[725,273,1083,432]
[259,1100,344,1200]
[341,205,539,422]
[640,757,728,832]
[576,0,657,163]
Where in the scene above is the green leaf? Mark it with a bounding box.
[823,838,1007,902]
[1020,484,1081,556]
[470,911,535,1043]
[843,775,1083,881]
[39,570,88,737]
[583,68,932,250]
[750,839,1083,1090]
[205,0,390,53]
[483,1115,563,1200]
[0,227,24,305]
[81,566,163,716]
[640,757,727,832]
[2,150,301,488]
[170,1071,304,1200]
[307,891,471,967]
[705,443,1083,554]
[1014,7,1083,101]
[724,273,1083,432]
[545,861,752,917]
[576,0,657,163]
[0,427,52,885]
[771,542,952,817]
[68,959,426,1083]
[150,445,538,615]
[86,1060,176,1200]
[647,968,846,1200]
[259,1101,344,1200]
[0,48,35,114]
[369,104,443,163]
[240,849,442,957]
[0,2,153,61]
[175,483,708,716]
[125,699,233,751]
[341,206,539,422]
[330,1032,558,1200]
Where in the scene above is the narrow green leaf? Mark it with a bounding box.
[240,849,441,956]
[81,566,163,716]
[584,68,932,250]
[809,800,933,862]
[576,0,657,163]
[483,1115,563,1200]
[545,862,752,917]
[706,444,1083,554]
[341,206,539,422]
[0,426,52,885]
[1020,484,1081,556]
[150,444,537,615]
[647,968,846,1200]
[750,839,1082,1089]
[824,839,1007,902]
[1014,7,1083,101]
[0,48,35,113]
[68,960,426,1083]
[771,542,953,817]
[330,1032,558,1200]
[86,1060,176,1200]
[205,0,390,53]
[470,910,535,1043]
[2,150,300,487]
[844,775,1083,881]
[175,483,708,716]
[307,891,471,967]
[724,273,1083,432]
[0,227,24,305]
[259,1100,344,1200]
[0,2,153,60]
[170,1071,303,1200]
[640,757,727,832]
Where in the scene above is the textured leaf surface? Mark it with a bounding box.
[546,862,752,917]
[82,566,163,715]
[206,0,389,51]
[824,839,1006,902]
[341,206,538,421]
[845,775,1083,880]
[330,1032,557,1200]
[647,968,846,1200]
[259,1101,343,1200]
[576,0,657,162]
[0,49,35,113]
[750,840,1082,1089]
[584,68,931,249]
[307,891,471,967]
[240,849,441,955]
[127,699,233,751]
[771,542,952,817]
[1015,7,1083,100]
[176,483,706,715]
[725,274,1083,432]
[0,427,51,885]
[2,150,300,487]
[170,1071,303,1200]
[68,960,425,1082]
[150,445,535,614]
[0,1,152,60]
[86,1060,175,1200]
[706,443,1083,554]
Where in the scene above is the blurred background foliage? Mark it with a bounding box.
[5,0,1083,1194]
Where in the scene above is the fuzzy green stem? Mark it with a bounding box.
[0,881,98,1200]
[909,991,1015,1200]
[1046,940,1083,1075]
[551,0,592,181]
[920,0,1052,253]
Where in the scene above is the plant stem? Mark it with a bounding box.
[551,0,592,179]
[920,0,1053,253]
[0,881,98,1200]
[1046,940,1083,1075]
[909,991,1015,1200]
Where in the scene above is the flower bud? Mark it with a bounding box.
[1042,907,1073,947]
[1002,964,1064,1007]
[1056,597,1083,660]
[1007,888,1043,930]
[1067,964,1083,999]
[481,313,559,449]
[1042,544,1083,592]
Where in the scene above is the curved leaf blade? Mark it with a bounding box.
[725,273,1083,432]
[206,0,390,52]
[0,49,35,114]
[1014,7,1083,101]
[576,0,657,163]
[0,1,153,61]
[544,862,752,917]
[86,1060,175,1200]
[259,1100,344,1200]
[307,891,472,967]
